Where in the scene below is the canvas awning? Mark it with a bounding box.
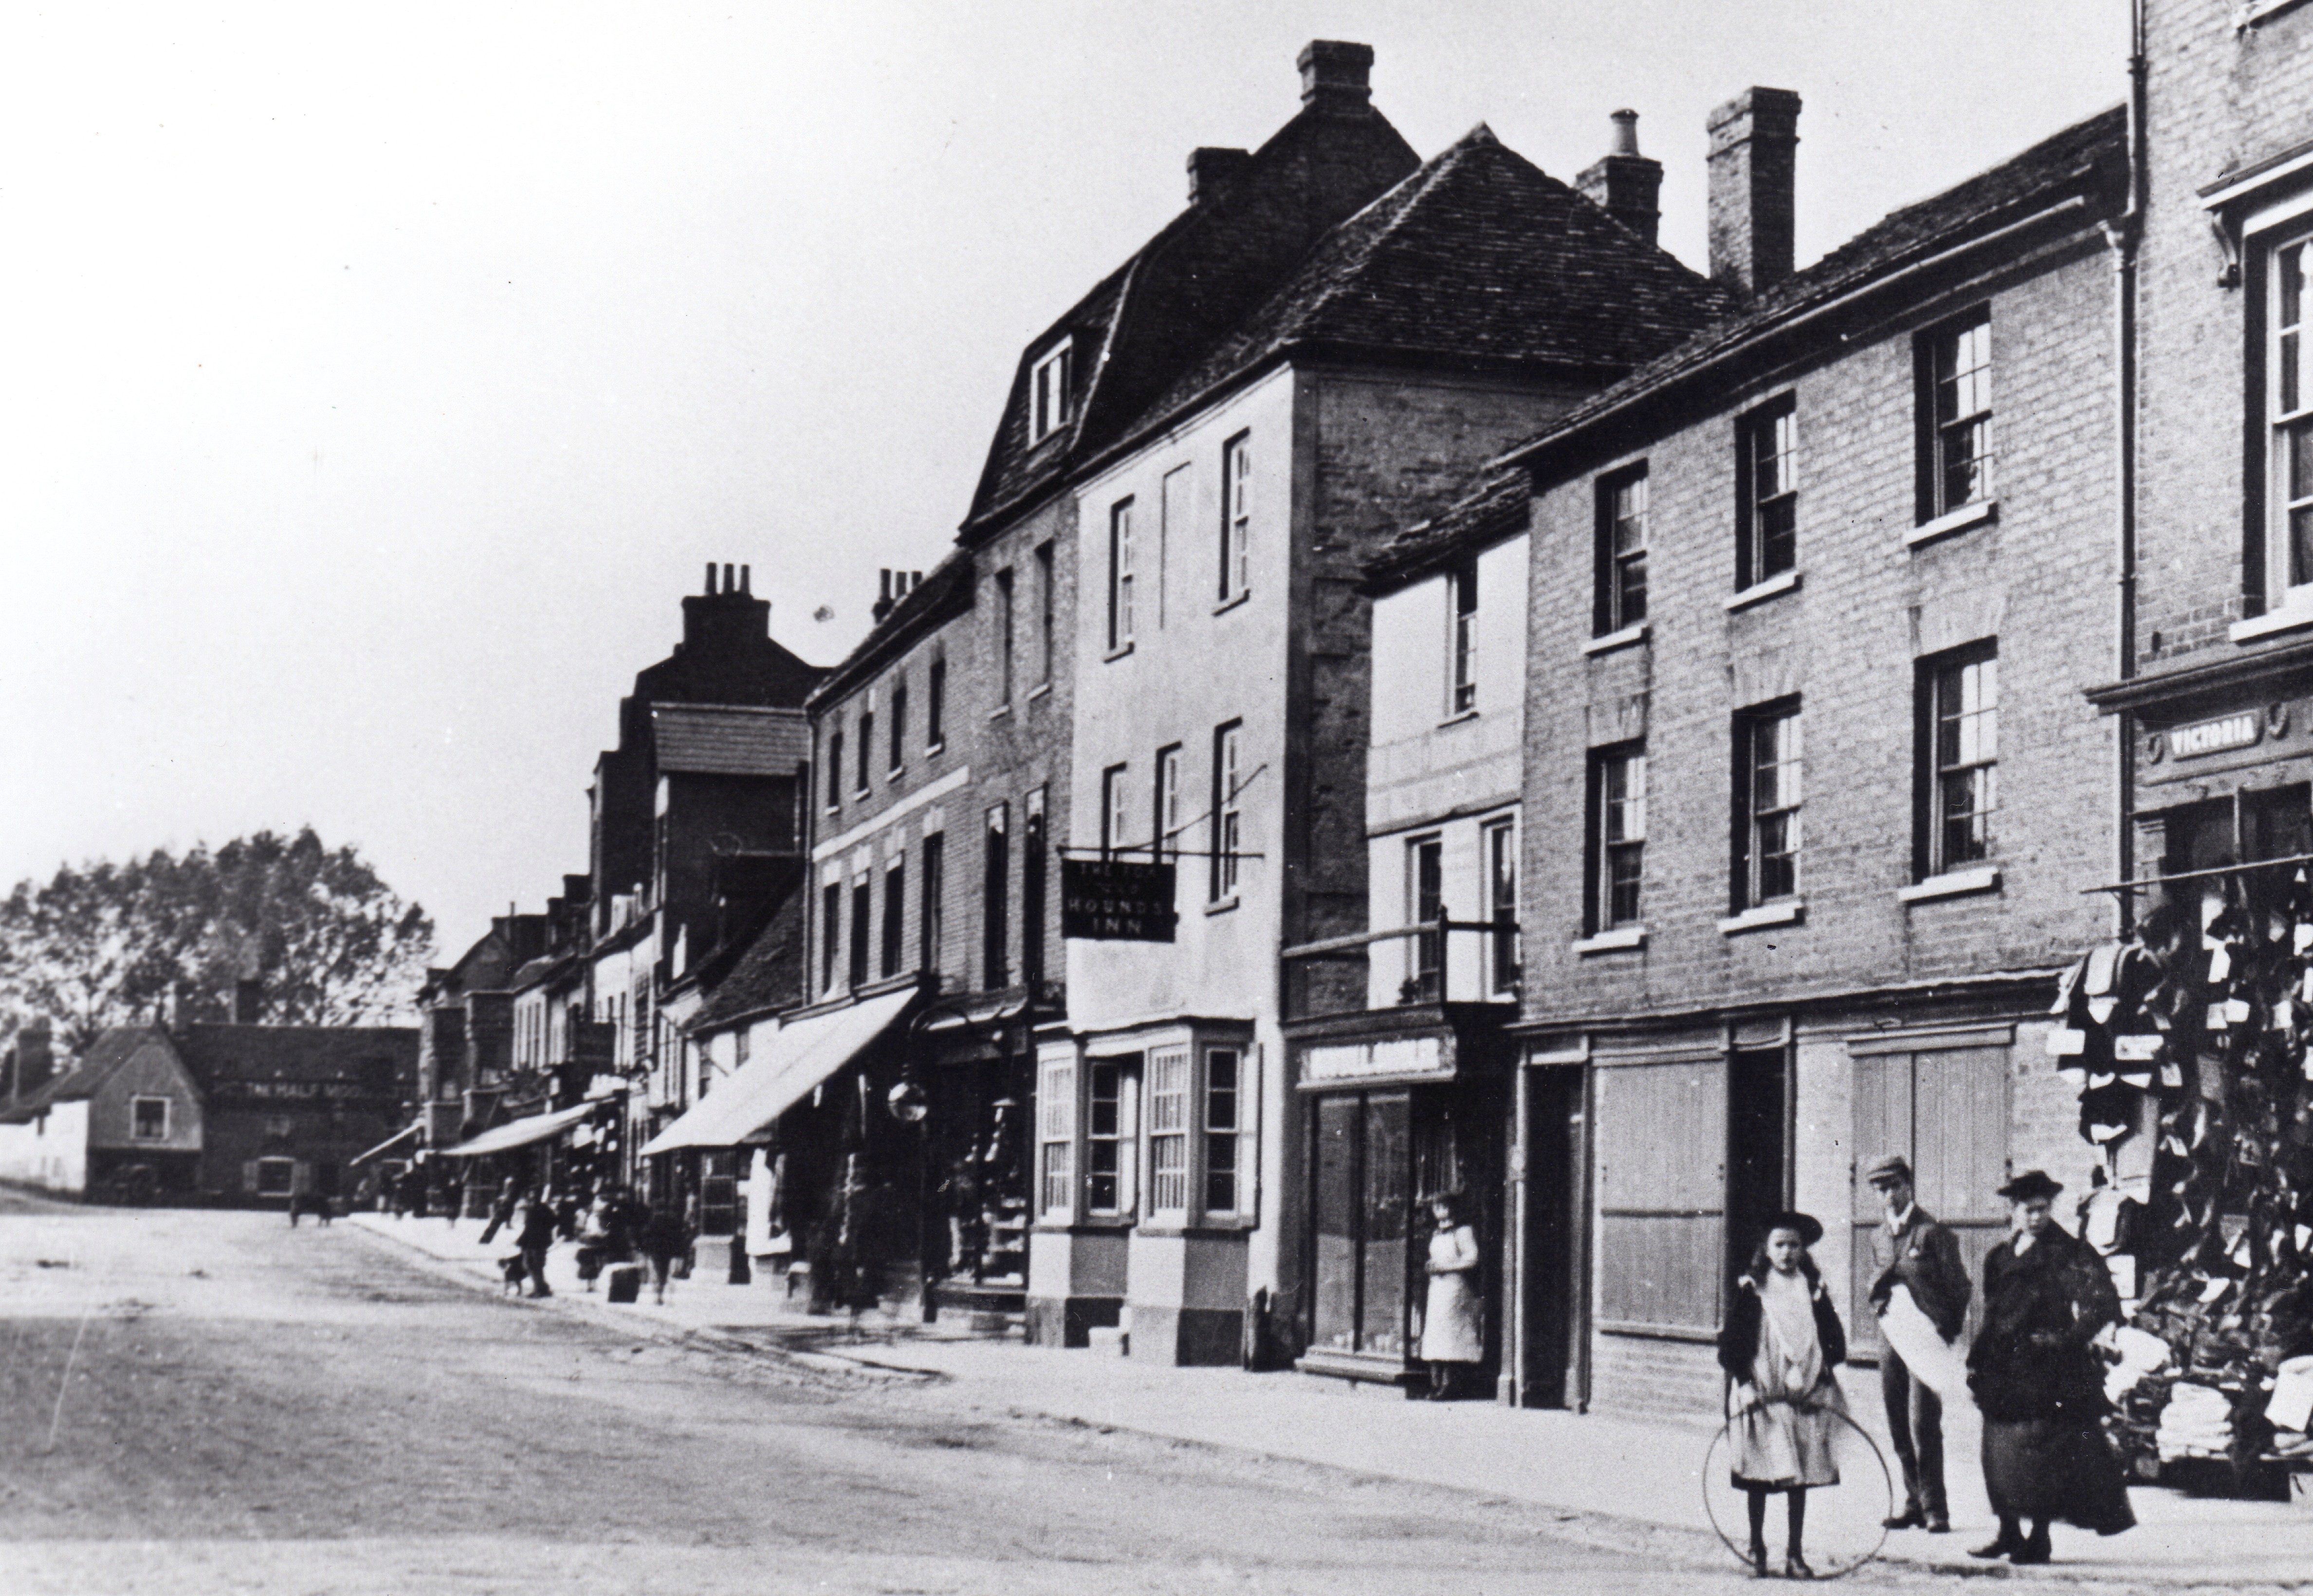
[640,987,914,1157]
[350,1120,423,1166]
[437,1101,595,1158]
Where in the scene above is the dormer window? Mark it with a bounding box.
[1031,340,1076,442]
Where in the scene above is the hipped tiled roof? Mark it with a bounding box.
[1134,127,1729,435]
[650,704,811,777]
[1503,105,2128,471]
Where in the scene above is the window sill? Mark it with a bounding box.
[1437,708,1480,729]
[1572,925,1646,955]
[1205,896,1240,917]
[1898,865,2001,903]
[1028,681,1052,701]
[2230,603,2313,644]
[1213,592,1251,617]
[1725,570,1801,612]
[852,788,871,801]
[926,740,945,757]
[1719,900,1804,936]
[1906,499,1998,550]
[2239,0,2313,29]
[1101,642,1134,663]
[987,704,1012,721]
[1583,621,1651,657]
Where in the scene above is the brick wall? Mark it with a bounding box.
[1520,242,2122,1028]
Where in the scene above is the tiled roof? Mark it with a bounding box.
[690,885,807,1032]
[963,95,1421,538]
[0,1026,160,1121]
[1502,105,2128,470]
[808,549,976,710]
[1362,470,1534,593]
[649,704,811,777]
[172,1025,418,1088]
[1130,127,1730,437]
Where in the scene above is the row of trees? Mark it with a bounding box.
[0,828,433,1054]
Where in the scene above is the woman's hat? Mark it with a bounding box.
[1763,1211,1824,1247]
[1421,1187,1467,1208]
[1997,1170,2064,1202]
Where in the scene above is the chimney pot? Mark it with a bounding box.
[872,569,896,624]
[722,562,736,594]
[1187,146,1251,203]
[704,561,717,595]
[1577,109,1664,248]
[1297,40,1374,113]
[233,977,263,1026]
[1707,87,1801,296]
[740,564,751,594]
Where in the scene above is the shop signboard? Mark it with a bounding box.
[1061,857,1177,941]
[1301,1035,1450,1086]
[2162,712,2261,761]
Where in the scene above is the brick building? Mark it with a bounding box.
[1494,94,2129,1417]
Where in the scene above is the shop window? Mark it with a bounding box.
[1734,702,1803,909]
[1205,1047,1242,1216]
[1085,1057,1140,1218]
[1918,307,1995,521]
[1038,1056,1075,1218]
[1593,1062,1726,1333]
[131,1095,168,1141]
[1148,1046,1190,1213]
[1595,464,1649,636]
[699,1150,738,1237]
[1310,1091,1412,1357]
[1736,394,1799,590]
[255,1158,295,1198]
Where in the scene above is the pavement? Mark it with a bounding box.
[349,1210,2313,1589]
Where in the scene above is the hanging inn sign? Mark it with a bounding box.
[1061,857,1178,942]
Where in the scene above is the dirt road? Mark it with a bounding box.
[0,1192,1842,1595]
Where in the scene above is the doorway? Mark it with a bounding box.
[1518,1065,1587,1408]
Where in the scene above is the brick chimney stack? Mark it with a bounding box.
[1188,147,1250,204]
[1298,40,1374,115]
[1577,110,1663,246]
[680,559,771,655]
[234,977,263,1025]
[1707,88,1800,295]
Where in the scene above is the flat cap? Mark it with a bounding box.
[1863,1153,1913,1184]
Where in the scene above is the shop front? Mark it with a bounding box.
[1285,1005,1510,1391]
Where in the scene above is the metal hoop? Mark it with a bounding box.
[1698,1408,1894,1579]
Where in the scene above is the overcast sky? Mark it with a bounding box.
[0,1,2129,967]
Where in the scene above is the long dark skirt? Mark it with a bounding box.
[1982,1413,2135,1534]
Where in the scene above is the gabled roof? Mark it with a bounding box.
[963,84,1421,539]
[1501,105,2128,474]
[0,1026,163,1122]
[1128,127,1729,442]
[808,549,976,710]
[171,1024,418,1089]
[1362,470,1534,595]
[689,885,808,1034]
[650,703,810,777]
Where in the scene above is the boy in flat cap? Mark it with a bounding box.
[1865,1153,1969,1532]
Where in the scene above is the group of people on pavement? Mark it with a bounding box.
[1716,1157,2135,1576]
[471,1178,702,1305]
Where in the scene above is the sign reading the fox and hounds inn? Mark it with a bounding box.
[1061,857,1178,941]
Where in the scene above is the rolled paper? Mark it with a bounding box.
[1879,1284,1971,1402]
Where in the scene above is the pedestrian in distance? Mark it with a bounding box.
[1863,1153,1968,1534]
[515,1192,558,1299]
[1716,1211,1848,1580]
[479,1176,520,1246]
[1417,1190,1483,1400]
[640,1197,694,1305]
[1965,1170,2135,1565]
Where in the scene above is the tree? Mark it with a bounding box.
[0,827,434,1054]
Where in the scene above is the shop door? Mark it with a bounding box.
[1310,1091,1412,1358]
[699,1149,738,1237]
[1849,1044,2010,1359]
[1518,1065,1587,1408]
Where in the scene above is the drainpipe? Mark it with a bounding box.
[2108,0,2147,936]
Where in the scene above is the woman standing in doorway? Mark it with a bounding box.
[1966,1171,2135,1564]
[1418,1191,1483,1400]
[1717,1212,1848,1578]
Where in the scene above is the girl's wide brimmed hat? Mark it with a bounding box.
[1764,1210,1824,1247]
[1420,1187,1467,1210]
[1996,1169,2064,1202]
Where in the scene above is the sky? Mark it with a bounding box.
[0,0,2131,964]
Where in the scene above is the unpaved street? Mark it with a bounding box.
[0,1192,1861,1596]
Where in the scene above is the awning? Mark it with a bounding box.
[350,1121,423,1166]
[437,1101,595,1158]
[640,987,915,1156]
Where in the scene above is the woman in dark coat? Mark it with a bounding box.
[640,1196,695,1306]
[515,1194,558,1299]
[1966,1171,2135,1564]
[1717,1211,1848,1578]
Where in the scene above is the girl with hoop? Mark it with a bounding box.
[1717,1211,1849,1578]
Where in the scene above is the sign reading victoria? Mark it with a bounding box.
[1061,857,1177,942]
